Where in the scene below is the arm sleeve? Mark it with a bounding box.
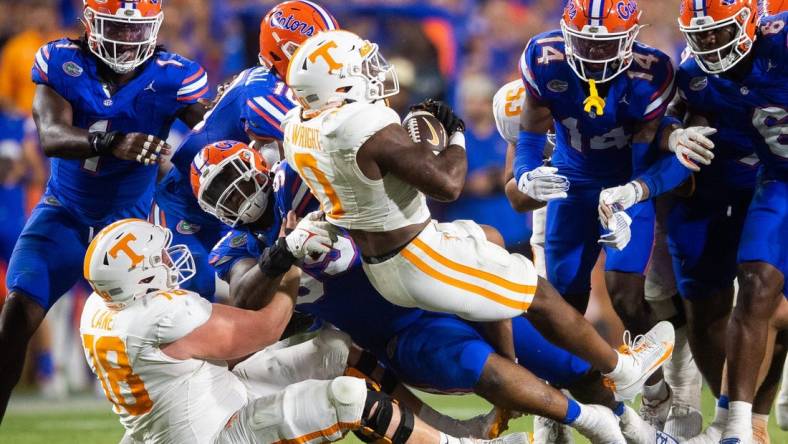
[631,117,690,198]
[209,231,257,281]
[243,93,291,140]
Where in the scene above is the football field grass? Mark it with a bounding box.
[1,388,785,443]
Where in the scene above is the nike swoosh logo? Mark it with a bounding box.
[424,119,440,146]
[646,342,674,373]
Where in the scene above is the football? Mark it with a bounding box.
[402,110,448,153]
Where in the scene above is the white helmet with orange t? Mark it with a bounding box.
[286,30,399,110]
[82,0,164,74]
[83,219,195,309]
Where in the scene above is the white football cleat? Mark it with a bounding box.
[604,321,676,401]
[533,415,574,444]
[620,405,679,444]
[684,423,724,444]
[640,384,672,430]
[664,403,703,440]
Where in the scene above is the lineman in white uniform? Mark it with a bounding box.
[282,29,674,403]
[81,218,529,444]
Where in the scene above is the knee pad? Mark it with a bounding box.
[355,389,414,444]
[328,376,367,423]
[316,328,352,367]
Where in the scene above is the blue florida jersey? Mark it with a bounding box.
[157,66,296,227]
[678,13,788,184]
[521,30,676,186]
[209,161,426,359]
[32,38,208,224]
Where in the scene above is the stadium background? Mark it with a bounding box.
[0,0,783,442]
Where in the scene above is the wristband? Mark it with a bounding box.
[629,181,644,204]
[89,131,119,155]
[257,237,297,277]
[448,131,465,150]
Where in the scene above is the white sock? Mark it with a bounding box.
[723,401,753,439]
[603,352,624,379]
[711,402,729,427]
[663,326,702,408]
[643,379,669,402]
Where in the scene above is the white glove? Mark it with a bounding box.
[284,211,336,259]
[599,181,644,212]
[599,211,632,251]
[668,126,717,172]
[517,166,570,202]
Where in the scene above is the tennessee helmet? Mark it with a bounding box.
[259,1,339,78]
[190,141,272,227]
[84,219,195,309]
[82,0,164,74]
[678,0,759,74]
[287,30,399,110]
[560,0,642,83]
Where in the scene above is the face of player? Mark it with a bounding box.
[570,36,621,71]
[201,161,270,225]
[685,24,737,63]
[101,20,157,62]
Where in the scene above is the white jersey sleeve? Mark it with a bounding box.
[492,79,526,145]
[321,101,401,150]
[149,290,213,343]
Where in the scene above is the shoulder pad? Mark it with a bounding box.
[321,102,400,150]
[628,46,676,121]
[520,30,566,102]
[493,79,525,145]
[144,290,212,343]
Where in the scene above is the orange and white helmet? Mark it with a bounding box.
[84,219,195,309]
[82,0,164,74]
[190,141,272,227]
[561,0,642,83]
[287,30,399,110]
[259,1,339,78]
[763,0,786,15]
[678,0,759,74]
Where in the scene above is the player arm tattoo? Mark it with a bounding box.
[360,123,467,202]
[176,102,208,129]
[32,84,95,159]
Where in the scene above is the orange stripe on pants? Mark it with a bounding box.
[272,421,360,444]
[400,248,531,311]
[410,237,537,294]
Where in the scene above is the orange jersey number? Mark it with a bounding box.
[82,334,153,416]
[504,86,526,117]
[292,152,345,218]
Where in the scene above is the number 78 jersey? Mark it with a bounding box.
[79,291,247,443]
[521,30,675,186]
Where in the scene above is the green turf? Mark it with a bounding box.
[1,389,785,443]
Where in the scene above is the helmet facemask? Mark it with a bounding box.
[561,20,641,83]
[351,43,400,102]
[679,9,753,74]
[197,150,272,227]
[83,7,163,74]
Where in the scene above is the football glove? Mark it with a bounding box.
[517,166,570,202]
[598,211,632,251]
[284,211,336,259]
[668,126,717,172]
[410,99,465,135]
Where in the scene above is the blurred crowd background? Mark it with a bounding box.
[0,0,691,395]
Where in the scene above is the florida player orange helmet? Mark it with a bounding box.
[259,1,339,78]
[764,0,787,15]
[190,141,272,227]
[678,0,759,74]
[560,0,642,83]
[82,0,163,74]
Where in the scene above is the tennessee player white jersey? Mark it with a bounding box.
[282,101,430,232]
[492,79,526,145]
[79,290,247,443]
